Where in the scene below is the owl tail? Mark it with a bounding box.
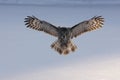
[51,40,77,55]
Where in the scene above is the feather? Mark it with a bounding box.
[24,16,58,37]
[51,40,77,55]
[71,16,104,38]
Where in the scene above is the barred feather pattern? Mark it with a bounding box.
[24,16,58,37]
[51,40,77,55]
[71,16,104,38]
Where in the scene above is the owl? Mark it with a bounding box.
[24,16,104,55]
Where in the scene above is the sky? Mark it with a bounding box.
[0,0,120,80]
[1,0,120,5]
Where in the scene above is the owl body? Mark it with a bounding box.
[24,16,104,55]
[51,27,77,54]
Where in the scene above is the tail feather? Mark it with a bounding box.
[51,40,77,55]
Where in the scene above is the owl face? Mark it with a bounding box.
[58,28,71,45]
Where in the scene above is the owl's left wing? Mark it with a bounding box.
[71,16,104,38]
[24,16,58,37]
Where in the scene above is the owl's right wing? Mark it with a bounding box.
[24,16,58,37]
[71,16,104,38]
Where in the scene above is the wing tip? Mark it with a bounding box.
[24,15,36,27]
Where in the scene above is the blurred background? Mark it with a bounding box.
[0,0,120,80]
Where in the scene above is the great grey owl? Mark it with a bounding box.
[24,16,104,55]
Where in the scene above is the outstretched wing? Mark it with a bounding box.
[71,16,104,38]
[24,16,58,37]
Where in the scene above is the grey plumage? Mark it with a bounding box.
[24,16,104,55]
